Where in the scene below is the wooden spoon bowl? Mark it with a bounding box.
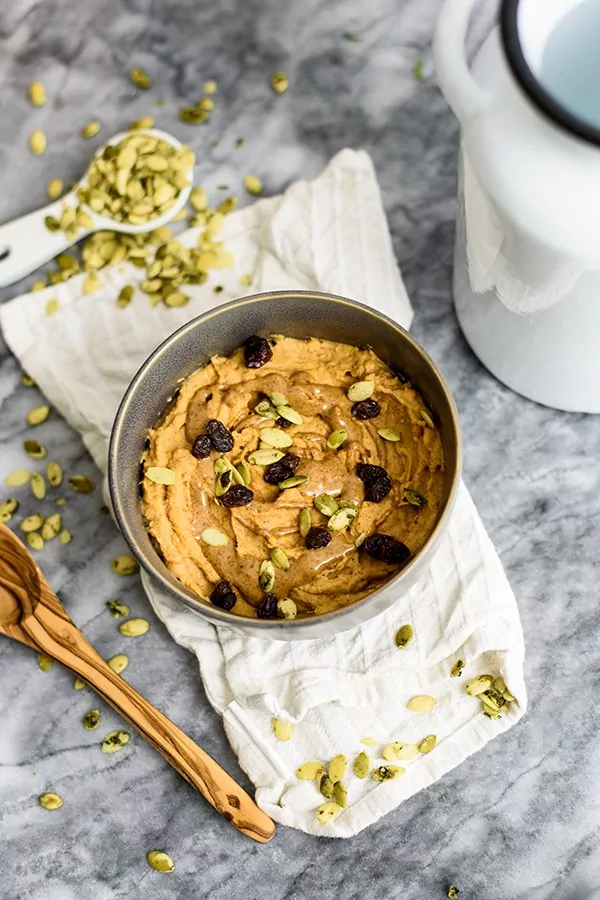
[0,523,275,843]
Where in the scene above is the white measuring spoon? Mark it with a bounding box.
[0,129,193,288]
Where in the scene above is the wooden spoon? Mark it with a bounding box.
[0,523,275,843]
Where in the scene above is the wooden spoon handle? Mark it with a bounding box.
[25,600,275,843]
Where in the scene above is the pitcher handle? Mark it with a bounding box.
[434,0,488,122]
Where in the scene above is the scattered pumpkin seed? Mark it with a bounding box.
[278,475,308,490]
[46,461,63,486]
[255,400,279,419]
[37,653,53,672]
[465,674,493,696]
[404,489,427,508]
[130,67,152,88]
[44,215,60,232]
[30,473,46,500]
[276,406,303,425]
[494,675,516,702]
[38,792,63,810]
[243,175,263,195]
[131,116,156,129]
[413,59,425,82]
[360,737,377,746]
[272,717,293,741]
[58,529,72,544]
[21,514,45,533]
[45,299,60,316]
[106,600,130,618]
[147,850,174,873]
[22,373,37,386]
[107,654,129,675]
[145,466,176,485]
[277,598,297,619]
[26,532,44,550]
[112,555,139,575]
[328,754,348,783]
[235,461,252,486]
[418,734,437,754]
[26,405,50,426]
[354,531,367,548]
[83,273,101,295]
[82,709,100,731]
[81,121,101,139]
[343,31,362,41]
[333,782,347,808]
[117,285,134,307]
[55,497,67,506]
[328,507,357,532]
[68,475,95,493]
[270,547,290,571]
[73,677,86,690]
[248,448,285,466]
[318,773,335,799]
[28,81,46,106]
[239,274,252,286]
[41,513,62,541]
[326,429,348,450]
[314,494,339,517]
[316,801,341,823]
[258,559,276,592]
[372,765,405,782]
[101,730,130,752]
[119,618,149,637]
[47,179,63,200]
[420,409,434,428]
[298,507,312,537]
[347,380,374,402]
[451,658,466,678]
[395,624,414,649]
[29,129,47,155]
[0,498,19,523]
[259,427,293,449]
[24,440,46,459]
[31,280,46,292]
[296,761,324,780]
[201,527,229,546]
[378,428,401,442]
[353,751,370,779]
[270,69,289,94]
[383,742,419,761]
[406,695,437,713]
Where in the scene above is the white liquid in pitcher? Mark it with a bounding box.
[540,0,600,129]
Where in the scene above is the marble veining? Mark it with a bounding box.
[0,0,599,898]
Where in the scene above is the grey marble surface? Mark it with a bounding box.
[0,0,598,898]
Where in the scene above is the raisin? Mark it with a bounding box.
[363,533,410,564]
[220,484,254,507]
[210,580,237,610]
[244,335,273,369]
[205,419,234,452]
[257,593,278,619]
[263,453,301,485]
[356,463,388,484]
[305,526,332,550]
[351,398,381,419]
[191,433,211,459]
[276,416,292,428]
[365,475,392,503]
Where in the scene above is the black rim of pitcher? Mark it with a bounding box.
[500,0,600,147]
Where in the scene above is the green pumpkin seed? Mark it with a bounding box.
[450,658,466,678]
[333,782,347,808]
[201,527,229,546]
[465,675,493,696]
[29,129,47,155]
[314,494,339,517]
[234,461,252,486]
[4,469,31,487]
[119,618,149,637]
[298,507,312,537]
[276,406,303,425]
[269,391,288,407]
[277,598,297,619]
[112,555,139,575]
[420,409,434,428]
[46,461,63,486]
[26,405,50,426]
[378,428,401,442]
[354,531,367,548]
[347,380,374,402]
[38,792,63,810]
[82,709,100,731]
[45,215,60,232]
[21,514,45,533]
[316,801,341,824]
[318,773,335,799]
[326,429,348,450]
[0,498,19,523]
[296,761,324,780]
[81,121,101,139]
[130,67,152,88]
[270,547,290,571]
[30,473,46,500]
[145,466,176,486]
[73,677,86,690]
[270,69,289,94]
[106,600,130,619]
[328,754,348,783]
[41,513,62,541]
[406,695,437,713]
[101,730,130,753]
[395,624,414,648]
[244,175,263,195]
[404,489,427,508]
[353,751,370,779]
[215,469,232,497]
[272,718,293,741]
[59,529,72,544]
[493,675,516,702]
[278,475,308,491]
[254,400,279,420]
[68,475,95,493]
[360,736,377,747]
[37,653,53,672]
[418,734,437,754]
[24,440,47,459]
[26,532,44,551]
[47,179,63,200]
[55,498,67,506]
[28,81,46,107]
[117,285,134,308]
[328,507,357,532]
[371,765,405,782]
[259,427,293,449]
[383,742,419,761]
[147,850,174,873]
[108,654,129,674]
[22,373,36,387]
[258,559,276,592]
[447,887,460,899]
[248,448,285,466]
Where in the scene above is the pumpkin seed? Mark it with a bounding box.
[276,406,303,425]
[347,380,374,402]
[420,409,434,428]
[131,116,156,129]
[328,754,348,783]
[47,179,63,200]
[235,461,252,486]
[106,600,130,619]
[316,801,341,823]
[258,559,276,592]
[204,80,217,94]
[30,473,46,500]
[46,461,63,486]
[395,624,414,648]
[119,618,149,637]
[243,175,263,195]
[73,677,86,690]
[383,742,419,761]
[326,429,348,450]
[404,489,427,508]
[372,765,405,782]
[45,299,60,316]
[493,675,516,702]
[145,466,176,485]
[296,761,324,780]
[164,292,190,308]
[277,598,297,619]
[68,475,95,493]
[270,69,289,94]
[27,532,44,550]
[22,373,37,386]
[450,658,466,678]
[354,531,367,548]
[130,67,152,88]
[38,792,63,810]
[298,507,312,537]
[333,782,347,808]
[248,449,285,466]
[147,850,174,873]
[270,547,290,571]
[328,507,357,532]
[117,285,134,307]
[112,555,139,575]
[255,400,279,420]
[41,513,62,541]
[24,440,46,459]
[406,695,437,713]
[418,734,437,754]
[259,427,293,449]
[81,121,101,139]
[447,887,460,899]
[278,475,308,490]
[29,129,47,155]
[101,730,130,752]
[82,709,100,731]
[26,405,50,426]
[353,751,370,779]
[108,654,129,674]
[21,514,45,533]
[272,717,293,741]
[55,498,67,506]
[378,428,401,442]
[360,737,377,747]
[201,527,229,546]
[318,773,335,799]
[314,494,339,517]
[45,215,60,232]
[37,653,53,672]
[28,81,46,106]
[465,675,493,696]
[59,529,72,544]
[0,498,19,523]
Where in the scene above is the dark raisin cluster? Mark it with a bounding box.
[257,593,278,619]
[304,526,332,550]
[263,453,300,485]
[220,484,254,507]
[351,398,381,420]
[209,580,237,610]
[191,419,234,458]
[244,335,273,369]
[356,462,392,503]
[363,533,410,564]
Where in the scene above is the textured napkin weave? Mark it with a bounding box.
[0,149,526,837]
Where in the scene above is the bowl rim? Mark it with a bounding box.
[108,289,462,633]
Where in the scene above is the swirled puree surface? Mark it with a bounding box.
[142,335,445,619]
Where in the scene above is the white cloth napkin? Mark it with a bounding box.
[0,148,526,837]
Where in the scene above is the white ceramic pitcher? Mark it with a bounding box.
[434,0,600,413]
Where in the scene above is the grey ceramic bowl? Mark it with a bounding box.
[109,290,461,640]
